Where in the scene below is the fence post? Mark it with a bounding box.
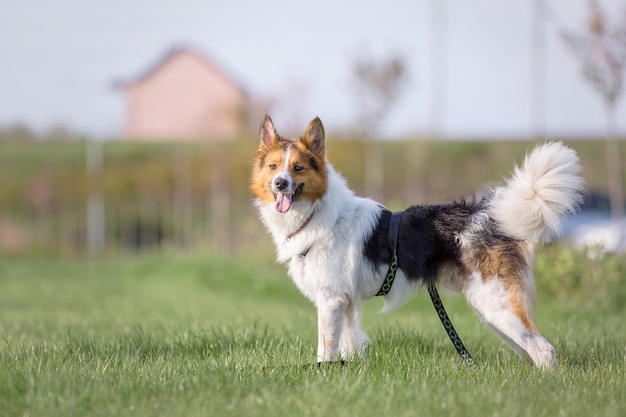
[86,139,105,253]
[209,143,232,253]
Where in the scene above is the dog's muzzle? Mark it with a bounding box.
[271,175,303,213]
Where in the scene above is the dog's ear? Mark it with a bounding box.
[259,114,277,148]
[302,117,325,155]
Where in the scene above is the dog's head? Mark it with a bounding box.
[251,115,328,213]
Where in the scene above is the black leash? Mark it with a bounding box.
[376,211,476,368]
[427,283,477,368]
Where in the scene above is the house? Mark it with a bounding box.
[120,47,248,141]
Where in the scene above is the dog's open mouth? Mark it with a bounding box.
[273,183,304,213]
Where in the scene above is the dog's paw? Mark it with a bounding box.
[302,360,347,369]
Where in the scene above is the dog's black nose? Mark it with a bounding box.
[274,177,289,191]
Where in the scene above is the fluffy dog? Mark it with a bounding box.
[251,115,584,368]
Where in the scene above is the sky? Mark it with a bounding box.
[1,0,625,139]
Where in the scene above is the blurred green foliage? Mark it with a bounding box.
[0,136,623,253]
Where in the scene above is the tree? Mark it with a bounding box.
[350,53,409,201]
[562,0,626,218]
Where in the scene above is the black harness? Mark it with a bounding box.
[375,211,402,297]
[375,211,476,368]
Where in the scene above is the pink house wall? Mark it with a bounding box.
[123,50,245,141]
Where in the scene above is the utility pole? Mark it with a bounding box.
[430,0,448,138]
[531,0,547,140]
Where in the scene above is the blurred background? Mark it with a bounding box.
[1,0,625,256]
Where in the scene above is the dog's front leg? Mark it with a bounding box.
[316,295,348,362]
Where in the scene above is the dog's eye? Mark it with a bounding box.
[294,165,303,172]
[268,163,277,170]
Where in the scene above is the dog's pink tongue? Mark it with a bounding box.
[275,192,292,213]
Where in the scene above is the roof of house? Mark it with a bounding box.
[116,45,249,96]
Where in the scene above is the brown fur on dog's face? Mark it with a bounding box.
[251,115,328,207]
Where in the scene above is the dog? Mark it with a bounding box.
[251,115,584,369]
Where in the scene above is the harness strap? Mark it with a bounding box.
[375,211,403,297]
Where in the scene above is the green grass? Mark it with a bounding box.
[1,248,625,417]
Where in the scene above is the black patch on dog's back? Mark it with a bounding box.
[364,199,486,282]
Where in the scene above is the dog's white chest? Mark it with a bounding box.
[287,254,322,302]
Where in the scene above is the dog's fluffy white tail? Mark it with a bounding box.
[490,142,584,244]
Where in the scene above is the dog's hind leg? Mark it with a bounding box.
[338,301,370,359]
[463,271,557,369]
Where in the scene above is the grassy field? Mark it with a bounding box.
[1,247,625,417]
